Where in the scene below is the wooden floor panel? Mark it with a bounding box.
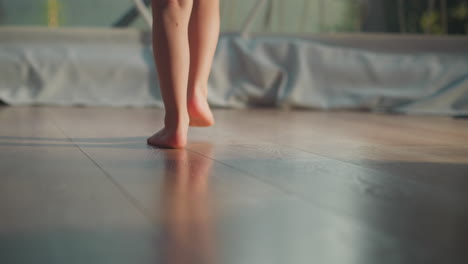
[1,106,467,264]
[194,110,468,192]
[0,107,155,264]
[46,107,409,264]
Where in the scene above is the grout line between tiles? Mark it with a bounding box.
[46,107,155,221]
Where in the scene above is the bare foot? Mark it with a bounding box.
[188,92,215,127]
[148,113,189,149]
[147,127,187,149]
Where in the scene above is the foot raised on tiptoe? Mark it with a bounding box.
[188,90,214,127]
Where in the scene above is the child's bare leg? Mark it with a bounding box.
[187,0,220,127]
[148,0,193,148]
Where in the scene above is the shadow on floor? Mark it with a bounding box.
[0,136,149,149]
[0,136,145,143]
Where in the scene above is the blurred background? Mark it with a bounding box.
[0,0,467,115]
[0,0,467,34]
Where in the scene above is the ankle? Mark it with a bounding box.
[188,84,208,102]
[164,111,189,130]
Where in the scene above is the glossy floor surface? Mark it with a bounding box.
[0,106,467,264]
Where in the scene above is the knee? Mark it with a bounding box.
[152,0,192,13]
[152,0,193,26]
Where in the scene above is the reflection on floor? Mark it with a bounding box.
[0,106,467,264]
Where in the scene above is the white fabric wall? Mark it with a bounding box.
[0,27,467,116]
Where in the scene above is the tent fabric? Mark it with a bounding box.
[1,27,467,116]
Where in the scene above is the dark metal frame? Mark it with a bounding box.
[113,0,151,27]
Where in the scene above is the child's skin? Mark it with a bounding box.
[147,0,220,148]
